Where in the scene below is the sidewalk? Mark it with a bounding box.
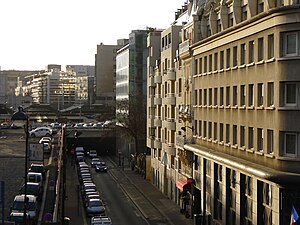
[109,158,194,225]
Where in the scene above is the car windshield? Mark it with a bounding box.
[13,202,36,210]
[89,200,102,207]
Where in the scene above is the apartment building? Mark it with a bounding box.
[147,0,300,224]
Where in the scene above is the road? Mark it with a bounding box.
[80,157,148,225]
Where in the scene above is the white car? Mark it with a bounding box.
[86,198,105,217]
[29,127,52,138]
[91,216,112,225]
[89,150,98,158]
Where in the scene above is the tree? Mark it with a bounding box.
[116,97,147,154]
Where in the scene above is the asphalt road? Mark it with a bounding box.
[85,158,148,225]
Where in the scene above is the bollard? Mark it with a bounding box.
[63,217,70,225]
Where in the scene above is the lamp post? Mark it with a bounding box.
[11,106,29,224]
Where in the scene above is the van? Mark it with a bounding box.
[11,195,38,221]
[27,172,43,188]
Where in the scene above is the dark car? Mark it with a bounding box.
[19,182,42,200]
[28,163,46,179]
[95,162,108,173]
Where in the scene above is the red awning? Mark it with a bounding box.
[176,178,193,191]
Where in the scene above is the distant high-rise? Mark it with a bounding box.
[94,39,128,107]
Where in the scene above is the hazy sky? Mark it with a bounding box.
[0,0,185,70]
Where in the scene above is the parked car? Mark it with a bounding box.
[29,127,52,138]
[0,122,10,129]
[9,212,30,225]
[27,172,43,188]
[38,137,51,144]
[19,182,42,200]
[91,216,112,225]
[89,150,98,158]
[11,195,38,221]
[85,198,105,217]
[28,163,46,179]
[95,162,108,173]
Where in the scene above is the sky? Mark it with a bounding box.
[0,0,185,70]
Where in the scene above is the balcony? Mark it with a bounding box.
[148,95,154,106]
[154,74,162,84]
[163,93,175,105]
[163,118,176,130]
[154,94,162,105]
[179,40,190,58]
[154,116,162,127]
[164,142,176,156]
[147,116,155,127]
[163,68,176,82]
[154,138,162,149]
[147,136,155,148]
[148,75,155,87]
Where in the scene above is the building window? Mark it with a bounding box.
[214,52,218,71]
[262,183,272,225]
[258,37,264,61]
[209,88,213,106]
[268,34,274,59]
[214,164,223,221]
[248,127,254,149]
[220,123,224,142]
[240,85,246,106]
[204,121,207,138]
[233,46,238,67]
[226,86,231,106]
[244,175,253,224]
[199,120,202,136]
[220,50,224,70]
[204,89,207,106]
[194,59,198,75]
[233,86,238,106]
[217,18,222,32]
[228,169,237,225]
[284,133,297,156]
[249,41,254,64]
[220,87,224,106]
[233,125,237,146]
[257,0,264,14]
[214,88,218,106]
[194,89,198,105]
[248,84,254,107]
[209,54,213,72]
[267,82,274,107]
[199,89,203,105]
[199,58,203,74]
[214,122,218,141]
[226,124,230,144]
[204,56,208,73]
[257,128,263,152]
[257,83,264,107]
[283,32,298,56]
[267,129,274,154]
[240,126,245,148]
[226,48,231,68]
[285,83,297,106]
[228,12,234,27]
[241,44,246,65]
[208,122,212,139]
[241,4,248,21]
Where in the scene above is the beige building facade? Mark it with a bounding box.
[147,1,300,224]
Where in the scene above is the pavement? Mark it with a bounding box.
[64,155,194,225]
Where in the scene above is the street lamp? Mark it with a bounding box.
[11,106,29,224]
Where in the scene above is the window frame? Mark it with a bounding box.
[283,32,298,57]
[284,83,297,106]
[284,132,298,157]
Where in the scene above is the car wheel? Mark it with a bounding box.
[31,133,36,137]
[45,133,50,137]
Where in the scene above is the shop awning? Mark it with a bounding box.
[176,178,193,191]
